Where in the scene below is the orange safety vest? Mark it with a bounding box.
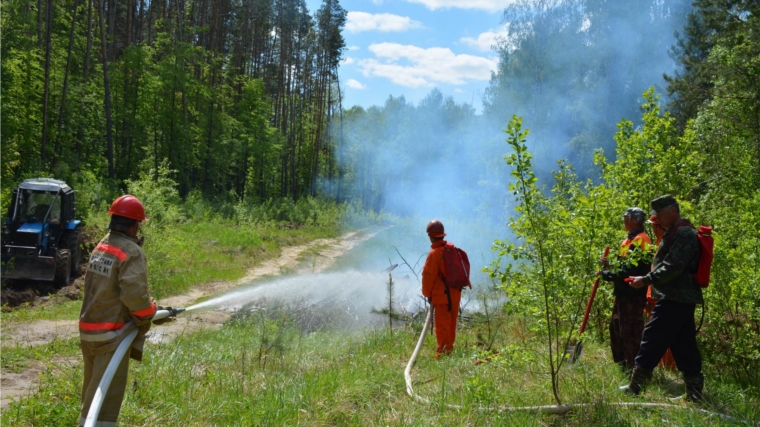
[621,230,651,253]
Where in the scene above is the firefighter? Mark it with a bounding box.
[644,213,677,370]
[597,207,652,372]
[625,195,704,402]
[78,195,156,426]
[421,220,461,358]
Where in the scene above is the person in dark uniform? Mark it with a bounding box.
[597,207,652,372]
[624,195,704,401]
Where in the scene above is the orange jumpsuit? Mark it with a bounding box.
[422,240,462,357]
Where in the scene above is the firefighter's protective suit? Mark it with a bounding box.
[78,230,155,426]
[422,240,461,357]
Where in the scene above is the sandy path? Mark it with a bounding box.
[0,228,380,409]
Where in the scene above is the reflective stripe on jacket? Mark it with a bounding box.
[79,231,155,359]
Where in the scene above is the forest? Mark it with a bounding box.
[2,0,348,204]
[1,0,759,419]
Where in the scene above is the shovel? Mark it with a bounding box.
[567,246,610,363]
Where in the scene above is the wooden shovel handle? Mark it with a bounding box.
[579,246,611,335]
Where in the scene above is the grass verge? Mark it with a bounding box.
[3,302,757,426]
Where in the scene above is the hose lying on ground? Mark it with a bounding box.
[403,308,734,421]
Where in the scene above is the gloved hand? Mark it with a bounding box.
[153,305,176,325]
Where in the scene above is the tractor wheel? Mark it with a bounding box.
[54,249,71,287]
[62,228,83,277]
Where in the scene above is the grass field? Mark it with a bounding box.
[2,216,758,426]
[3,299,757,426]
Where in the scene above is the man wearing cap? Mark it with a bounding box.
[422,219,461,358]
[597,207,652,372]
[644,213,677,370]
[79,195,156,426]
[624,195,704,401]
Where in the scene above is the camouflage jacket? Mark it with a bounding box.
[643,218,703,304]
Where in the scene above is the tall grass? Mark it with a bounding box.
[3,295,756,426]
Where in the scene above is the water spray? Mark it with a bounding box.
[83,308,185,427]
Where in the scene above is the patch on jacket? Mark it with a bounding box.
[88,253,116,277]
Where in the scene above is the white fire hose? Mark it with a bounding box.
[84,308,182,427]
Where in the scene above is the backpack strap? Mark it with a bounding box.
[662,219,694,251]
[438,249,453,312]
[662,219,700,275]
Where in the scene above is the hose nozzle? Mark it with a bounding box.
[169,307,185,316]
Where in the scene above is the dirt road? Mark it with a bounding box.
[0,228,380,409]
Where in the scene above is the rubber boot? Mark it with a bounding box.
[619,366,652,396]
[683,372,705,403]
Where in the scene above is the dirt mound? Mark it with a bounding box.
[1,265,85,310]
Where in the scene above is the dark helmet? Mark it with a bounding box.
[623,207,646,223]
[426,219,446,238]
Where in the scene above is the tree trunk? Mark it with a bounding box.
[76,0,94,154]
[108,0,117,60]
[335,76,344,202]
[37,0,43,49]
[98,0,115,178]
[40,0,52,167]
[56,0,82,157]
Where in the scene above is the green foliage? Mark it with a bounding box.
[125,159,183,224]
[494,82,760,390]
[1,0,347,205]
[491,116,616,404]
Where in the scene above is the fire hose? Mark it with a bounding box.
[83,307,185,427]
[403,307,733,421]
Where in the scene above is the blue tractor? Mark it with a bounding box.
[1,178,83,286]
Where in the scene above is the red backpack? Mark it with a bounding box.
[441,243,472,290]
[666,221,714,288]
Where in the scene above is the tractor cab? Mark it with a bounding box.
[1,178,82,285]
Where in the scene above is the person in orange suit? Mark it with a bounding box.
[421,219,461,358]
[644,213,677,370]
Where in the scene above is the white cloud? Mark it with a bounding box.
[460,25,509,52]
[346,79,367,90]
[358,43,497,88]
[405,0,517,12]
[342,57,355,65]
[454,88,463,93]
[347,45,360,51]
[346,11,423,33]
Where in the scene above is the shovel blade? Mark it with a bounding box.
[565,340,583,363]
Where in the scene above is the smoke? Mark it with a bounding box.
[188,2,693,327]
[330,0,693,284]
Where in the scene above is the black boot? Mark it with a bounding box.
[683,372,705,403]
[620,366,652,396]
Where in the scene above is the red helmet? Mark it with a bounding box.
[426,219,446,237]
[108,195,147,221]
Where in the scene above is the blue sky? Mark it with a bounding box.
[306,0,516,112]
